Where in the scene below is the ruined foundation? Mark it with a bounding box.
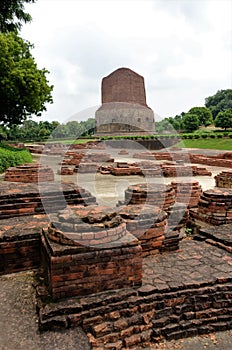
[171,181,202,208]
[119,204,167,256]
[4,164,54,183]
[190,188,232,225]
[41,205,142,299]
[0,182,96,219]
[124,183,176,211]
[215,171,232,188]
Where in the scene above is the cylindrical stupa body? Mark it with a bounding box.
[95,68,155,135]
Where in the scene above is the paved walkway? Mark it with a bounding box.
[143,240,232,290]
[0,238,232,349]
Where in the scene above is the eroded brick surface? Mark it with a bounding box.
[215,171,232,188]
[37,240,232,348]
[4,164,54,183]
[190,187,232,225]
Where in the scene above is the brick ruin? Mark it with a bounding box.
[0,182,96,219]
[42,205,142,299]
[190,188,232,226]
[95,68,155,135]
[4,164,54,183]
[119,205,167,257]
[215,171,232,188]
[134,150,232,168]
[171,181,203,208]
[123,183,176,211]
[1,147,232,348]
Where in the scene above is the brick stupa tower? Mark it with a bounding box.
[95,68,155,135]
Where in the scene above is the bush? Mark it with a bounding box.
[209,134,216,138]
[0,144,32,173]
[229,134,232,139]
[217,134,223,138]
[201,134,208,139]
[194,134,200,139]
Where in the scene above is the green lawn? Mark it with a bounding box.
[37,138,98,145]
[176,138,232,150]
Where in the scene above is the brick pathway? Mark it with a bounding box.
[143,239,232,290]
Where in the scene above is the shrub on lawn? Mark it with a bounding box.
[0,144,32,173]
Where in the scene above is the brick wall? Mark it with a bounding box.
[41,229,142,300]
[38,278,232,348]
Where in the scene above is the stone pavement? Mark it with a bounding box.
[0,233,232,349]
[35,238,232,348]
[143,239,232,290]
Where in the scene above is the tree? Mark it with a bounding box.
[0,32,53,126]
[205,89,232,119]
[188,107,212,127]
[182,113,200,132]
[0,0,36,33]
[214,110,232,130]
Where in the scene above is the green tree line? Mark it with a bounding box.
[156,89,232,133]
[0,118,95,142]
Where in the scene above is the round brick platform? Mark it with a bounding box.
[196,187,232,225]
[47,205,132,247]
[215,171,232,188]
[171,180,202,208]
[42,204,142,299]
[119,204,167,256]
[124,183,176,211]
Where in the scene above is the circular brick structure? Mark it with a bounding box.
[47,205,131,247]
[124,183,176,211]
[171,180,202,208]
[119,204,167,256]
[197,187,232,225]
[42,205,142,298]
[215,171,232,188]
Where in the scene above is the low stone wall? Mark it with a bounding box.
[137,161,162,177]
[100,162,142,176]
[134,151,232,168]
[111,163,142,176]
[61,152,84,166]
[189,154,232,168]
[78,163,100,173]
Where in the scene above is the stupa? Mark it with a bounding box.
[95,67,155,135]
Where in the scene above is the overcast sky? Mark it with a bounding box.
[21,0,232,123]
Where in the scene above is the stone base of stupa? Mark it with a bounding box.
[95,102,155,136]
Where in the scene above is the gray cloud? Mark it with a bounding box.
[21,0,232,122]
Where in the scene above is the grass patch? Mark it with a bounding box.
[0,144,32,173]
[43,138,98,145]
[175,138,232,150]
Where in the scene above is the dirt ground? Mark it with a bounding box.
[0,271,231,350]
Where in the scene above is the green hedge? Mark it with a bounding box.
[0,144,32,173]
